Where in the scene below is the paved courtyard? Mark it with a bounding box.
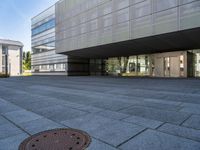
[0,76,200,150]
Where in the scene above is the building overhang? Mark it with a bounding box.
[58,27,200,59]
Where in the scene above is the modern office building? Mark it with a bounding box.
[31,5,68,75]
[0,39,23,76]
[31,5,89,75]
[54,0,200,77]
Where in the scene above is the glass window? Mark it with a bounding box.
[105,55,150,76]
[2,46,7,54]
[32,19,55,36]
[2,56,5,65]
[193,50,200,77]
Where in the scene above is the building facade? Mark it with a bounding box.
[0,39,23,76]
[31,5,69,75]
[54,0,200,77]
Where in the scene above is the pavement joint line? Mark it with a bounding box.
[155,122,166,130]
[1,115,32,136]
[116,128,147,148]
[157,125,200,143]
[58,121,120,149]
[179,114,193,126]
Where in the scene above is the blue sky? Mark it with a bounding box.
[0,0,58,51]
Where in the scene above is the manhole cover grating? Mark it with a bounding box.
[19,128,91,150]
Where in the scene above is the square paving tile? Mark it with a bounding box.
[120,106,190,125]
[0,123,24,140]
[96,110,130,120]
[123,115,163,129]
[61,114,114,134]
[91,120,145,147]
[119,129,200,150]
[0,116,9,126]
[0,101,21,114]
[19,118,64,135]
[180,103,200,115]
[36,105,88,122]
[88,138,118,150]
[0,133,28,150]
[3,110,43,124]
[77,106,104,113]
[182,115,200,130]
[158,123,200,142]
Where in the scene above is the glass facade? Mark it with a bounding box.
[31,6,68,75]
[105,55,150,76]
[190,50,200,77]
[32,19,55,36]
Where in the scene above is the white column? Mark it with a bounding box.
[0,44,2,73]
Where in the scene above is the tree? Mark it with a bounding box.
[23,51,31,70]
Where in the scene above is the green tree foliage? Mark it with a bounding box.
[23,51,31,70]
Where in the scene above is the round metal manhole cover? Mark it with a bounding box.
[19,128,91,150]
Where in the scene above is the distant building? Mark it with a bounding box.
[0,39,23,76]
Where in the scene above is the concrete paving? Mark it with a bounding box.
[0,76,200,150]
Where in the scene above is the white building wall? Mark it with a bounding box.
[8,48,21,76]
[0,44,2,73]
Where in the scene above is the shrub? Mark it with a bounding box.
[0,73,10,78]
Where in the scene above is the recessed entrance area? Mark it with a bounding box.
[89,50,200,78]
[152,51,186,78]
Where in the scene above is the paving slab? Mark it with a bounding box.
[96,110,130,120]
[180,103,200,115]
[36,105,88,122]
[1,77,200,149]
[119,129,200,150]
[3,110,43,124]
[0,123,24,140]
[0,133,28,150]
[123,115,163,129]
[0,116,10,126]
[91,120,145,147]
[120,106,190,125]
[158,123,200,142]
[0,100,21,114]
[61,114,115,134]
[88,138,118,150]
[143,98,182,106]
[77,105,104,113]
[132,100,181,111]
[18,118,64,135]
[182,115,200,130]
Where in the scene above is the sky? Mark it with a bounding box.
[0,0,58,52]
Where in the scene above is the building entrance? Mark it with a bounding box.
[153,51,186,78]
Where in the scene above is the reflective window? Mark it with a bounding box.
[32,19,55,36]
[192,50,200,77]
[105,55,150,76]
[2,56,5,65]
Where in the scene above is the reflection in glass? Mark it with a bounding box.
[105,55,150,76]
